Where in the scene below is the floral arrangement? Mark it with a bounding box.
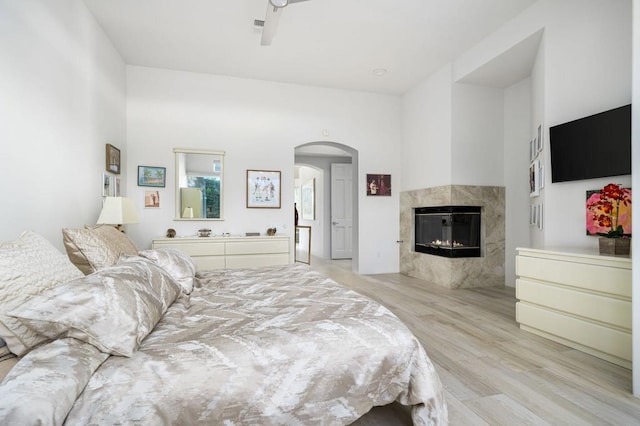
[586,183,632,238]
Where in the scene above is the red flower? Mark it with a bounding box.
[587,183,631,237]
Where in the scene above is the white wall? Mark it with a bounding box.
[401,65,453,190]
[126,66,402,274]
[631,0,639,398]
[503,78,531,287]
[451,83,504,186]
[0,0,126,250]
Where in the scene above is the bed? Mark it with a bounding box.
[0,230,447,425]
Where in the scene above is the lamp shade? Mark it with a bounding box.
[97,197,139,225]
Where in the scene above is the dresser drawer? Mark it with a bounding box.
[225,239,289,255]
[152,240,225,256]
[516,302,631,362]
[516,255,631,298]
[516,279,631,330]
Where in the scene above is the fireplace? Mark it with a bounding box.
[414,206,481,258]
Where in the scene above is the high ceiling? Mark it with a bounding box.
[84,0,537,95]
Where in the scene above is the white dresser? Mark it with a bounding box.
[152,235,290,271]
[515,247,632,369]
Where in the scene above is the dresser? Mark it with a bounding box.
[152,236,290,271]
[515,247,632,369]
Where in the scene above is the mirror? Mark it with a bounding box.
[174,148,225,220]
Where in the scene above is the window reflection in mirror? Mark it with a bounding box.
[174,148,224,220]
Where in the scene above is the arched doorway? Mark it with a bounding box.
[294,142,359,272]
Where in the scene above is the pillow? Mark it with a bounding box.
[8,257,181,357]
[138,248,196,294]
[62,225,138,275]
[0,231,84,356]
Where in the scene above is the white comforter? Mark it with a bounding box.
[0,264,447,425]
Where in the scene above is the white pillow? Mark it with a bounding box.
[0,231,84,356]
[138,248,196,294]
[8,257,181,357]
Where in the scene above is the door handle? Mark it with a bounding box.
[396,240,404,243]
[332,222,338,225]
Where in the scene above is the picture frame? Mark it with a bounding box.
[138,166,166,187]
[113,176,121,196]
[102,173,111,197]
[106,143,121,174]
[529,139,535,162]
[536,124,543,153]
[366,174,391,196]
[144,190,160,208]
[301,178,315,220]
[247,170,281,208]
[529,160,540,197]
[537,203,544,230]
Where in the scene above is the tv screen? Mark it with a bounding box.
[549,104,631,183]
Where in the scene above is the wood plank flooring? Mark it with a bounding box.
[308,258,640,425]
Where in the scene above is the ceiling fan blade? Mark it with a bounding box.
[260,4,282,46]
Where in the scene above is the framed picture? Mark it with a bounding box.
[366,174,391,196]
[102,173,111,197]
[529,160,540,197]
[536,124,543,153]
[113,176,121,196]
[106,143,121,174]
[138,166,166,187]
[247,170,281,208]
[529,139,535,162]
[144,190,160,208]
[302,178,315,220]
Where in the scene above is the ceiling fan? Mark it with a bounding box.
[254,0,311,46]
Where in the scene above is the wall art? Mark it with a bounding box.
[106,143,121,174]
[138,166,166,187]
[247,170,281,208]
[366,174,391,196]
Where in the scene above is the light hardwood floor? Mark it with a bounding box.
[308,257,640,425]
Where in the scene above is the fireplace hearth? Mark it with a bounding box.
[414,206,481,258]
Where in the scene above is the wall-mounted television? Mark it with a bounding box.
[549,104,631,183]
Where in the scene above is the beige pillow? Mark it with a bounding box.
[62,225,138,275]
[0,231,84,356]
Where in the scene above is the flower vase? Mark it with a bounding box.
[598,238,630,255]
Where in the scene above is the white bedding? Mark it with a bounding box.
[0,262,447,425]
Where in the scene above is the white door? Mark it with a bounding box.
[331,163,353,259]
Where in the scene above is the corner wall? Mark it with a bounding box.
[0,0,126,249]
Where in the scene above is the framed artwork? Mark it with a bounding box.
[138,166,166,187]
[366,174,391,196]
[536,124,543,153]
[247,170,281,208]
[529,160,540,197]
[301,179,315,220]
[102,173,111,197]
[586,187,632,236]
[106,143,121,174]
[114,176,121,196]
[144,190,160,208]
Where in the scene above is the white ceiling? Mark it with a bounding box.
[84,0,538,95]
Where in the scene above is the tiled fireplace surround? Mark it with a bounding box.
[400,185,505,289]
